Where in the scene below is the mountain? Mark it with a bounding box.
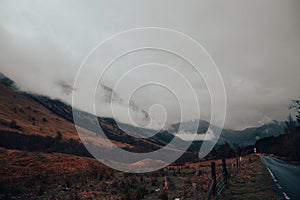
[167,120,209,134]
[254,129,300,161]
[0,73,80,140]
[0,73,199,164]
[219,121,285,147]
[31,92,192,151]
[167,119,285,148]
[0,72,285,161]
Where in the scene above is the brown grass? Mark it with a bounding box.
[0,83,79,140]
[221,155,280,200]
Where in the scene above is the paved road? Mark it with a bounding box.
[261,156,300,200]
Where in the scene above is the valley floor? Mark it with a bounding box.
[0,147,282,200]
[0,147,212,200]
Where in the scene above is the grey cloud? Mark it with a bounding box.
[56,80,75,95]
[0,0,299,129]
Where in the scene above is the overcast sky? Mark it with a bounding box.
[0,0,300,130]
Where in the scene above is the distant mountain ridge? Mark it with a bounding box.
[218,121,285,147]
[166,118,284,148]
[0,73,285,152]
[0,73,202,164]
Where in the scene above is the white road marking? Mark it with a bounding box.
[276,183,282,189]
[282,192,290,200]
[262,157,293,200]
[267,167,277,182]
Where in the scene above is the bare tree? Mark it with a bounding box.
[285,114,296,134]
[292,99,300,124]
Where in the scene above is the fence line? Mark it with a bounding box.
[206,156,244,200]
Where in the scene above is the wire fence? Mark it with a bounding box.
[205,156,250,200]
[159,155,252,200]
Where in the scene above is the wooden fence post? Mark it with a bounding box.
[211,162,217,195]
[236,157,239,173]
[222,158,228,184]
[192,182,198,200]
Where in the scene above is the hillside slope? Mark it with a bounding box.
[0,79,135,151]
[0,82,79,140]
[255,130,300,161]
[0,75,199,164]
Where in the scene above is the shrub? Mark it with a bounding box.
[9,120,20,129]
[42,117,47,122]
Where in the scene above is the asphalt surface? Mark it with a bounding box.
[261,156,300,200]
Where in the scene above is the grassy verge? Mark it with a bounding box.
[221,155,280,200]
[0,148,282,199]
